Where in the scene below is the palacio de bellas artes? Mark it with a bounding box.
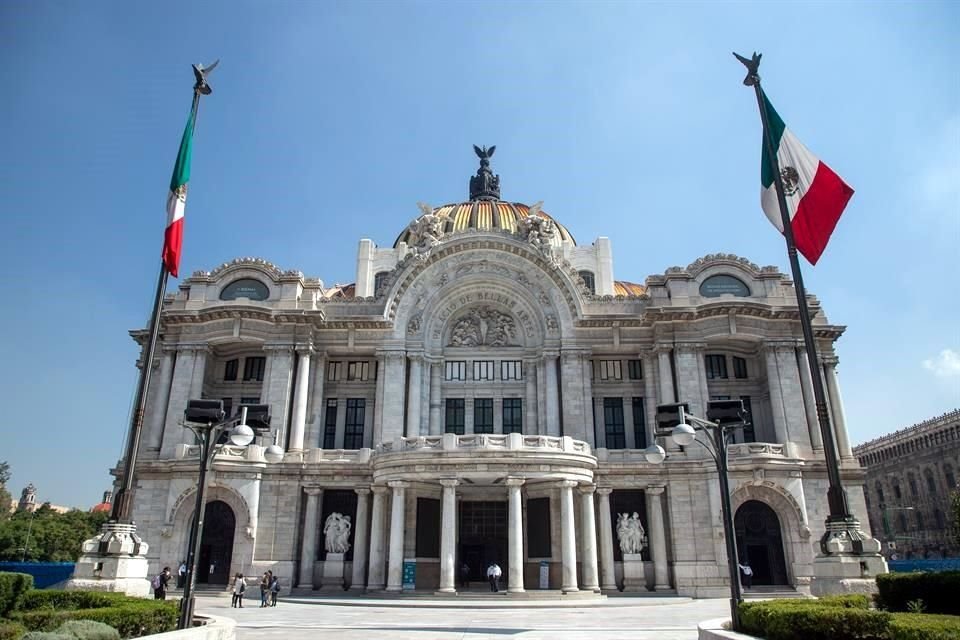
[108,148,874,599]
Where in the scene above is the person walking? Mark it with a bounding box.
[153,566,171,600]
[460,562,470,588]
[259,571,271,607]
[738,562,753,589]
[269,574,280,606]
[231,573,246,608]
[177,561,187,589]
[486,562,502,593]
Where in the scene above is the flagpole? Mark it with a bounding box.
[111,87,204,525]
[736,54,856,549]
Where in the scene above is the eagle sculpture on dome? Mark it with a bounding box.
[473,145,495,161]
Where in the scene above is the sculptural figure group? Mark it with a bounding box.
[616,512,648,555]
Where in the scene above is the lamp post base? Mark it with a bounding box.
[810,517,888,597]
[65,522,151,597]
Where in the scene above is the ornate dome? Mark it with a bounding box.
[394,200,576,248]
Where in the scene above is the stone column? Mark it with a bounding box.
[438,479,458,593]
[506,477,525,593]
[428,360,442,436]
[367,485,388,590]
[406,354,422,438]
[160,346,208,457]
[674,343,707,417]
[823,358,854,459]
[190,347,208,400]
[380,352,407,443]
[288,346,313,451]
[544,353,560,437]
[578,485,600,593]
[524,358,538,435]
[298,488,322,588]
[764,346,790,445]
[305,352,327,448]
[350,488,371,591]
[146,348,175,451]
[264,345,295,448]
[559,480,579,593]
[656,345,675,404]
[596,488,617,591]
[581,354,594,447]
[385,481,408,592]
[373,352,386,445]
[796,348,823,450]
[646,486,670,591]
[642,353,658,447]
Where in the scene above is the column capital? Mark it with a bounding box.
[764,339,800,352]
[542,350,560,360]
[304,487,323,496]
[653,342,673,355]
[559,480,579,489]
[596,487,613,497]
[645,485,666,496]
[674,341,707,354]
[578,484,597,495]
[371,485,390,495]
[439,478,460,488]
[505,477,525,487]
[354,487,371,496]
[295,343,315,356]
[175,343,211,354]
[407,351,425,363]
[820,355,839,366]
[388,480,409,489]
[379,350,407,364]
[263,343,295,354]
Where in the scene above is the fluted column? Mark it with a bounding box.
[596,488,617,591]
[507,477,525,593]
[646,486,670,591]
[289,346,313,451]
[823,358,853,459]
[146,348,175,451]
[764,346,790,445]
[298,488,322,588]
[385,481,408,592]
[656,344,675,403]
[366,485,388,590]
[796,348,823,450]
[544,353,560,436]
[642,353,658,447]
[524,358,538,435]
[350,488,371,591]
[438,479,458,593]
[578,484,600,593]
[373,352,386,445]
[406,355,422,438]
[559,480,579,593]
[428,360,442,436]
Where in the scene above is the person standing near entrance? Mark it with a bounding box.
[152,567,171,600]
[259,571,271,607]
[231,573,245,608]
[738,562,753,589]
[460,562,470,588]
[486,562,502,592]
[177,561,187,589]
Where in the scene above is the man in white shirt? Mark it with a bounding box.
[486,562,502,592]
[738,562,753,589]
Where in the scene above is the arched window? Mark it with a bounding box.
[925,469,937,495]
[875,483,885,505]
[945,464,956,490]
[374,271,389,295]
[578,270,596,295]
[220,278,269,301]
[908,473,919,498]
[699,274,750,297]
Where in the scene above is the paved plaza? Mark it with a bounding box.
[197,593,730,640]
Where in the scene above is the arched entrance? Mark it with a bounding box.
[734,500,788,586]
[194,500,235,585]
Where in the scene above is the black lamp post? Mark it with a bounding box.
[177,401,280,629]
[645,400,747,632]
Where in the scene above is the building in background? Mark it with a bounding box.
[119,152,869,596]
[15,484,71,514]
[854,410,960,560]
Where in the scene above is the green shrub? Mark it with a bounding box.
[813,594,873,609]
[0,621,26,640]
[0,573,35,617]
[888,613,960,640]
[13,602,176,640]
[21,634,72,640]
[55,621,119,640]
[16,592,127,612]
[876,571,960,615]
[738,599,891,640]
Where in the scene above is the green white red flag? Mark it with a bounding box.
[760,91,853,265]
[162,108,196,277]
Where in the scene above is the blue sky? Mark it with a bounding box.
[1,1,957,508]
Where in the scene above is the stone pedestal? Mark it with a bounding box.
[320,552,346,591]
[65,523,151,597]
[810,518,888,596]
[621,553,648,593]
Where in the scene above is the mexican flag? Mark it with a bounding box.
[761,91,853,265]
[162,108,196,277]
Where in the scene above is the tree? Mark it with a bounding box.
[952,488,960,547]
[0,461,11,521]
[0,507,108,562]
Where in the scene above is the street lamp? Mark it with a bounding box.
[177,401,280,629]
[648,400,747,632]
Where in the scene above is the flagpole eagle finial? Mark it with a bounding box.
[733,51,761,86]
[192,59,220,95]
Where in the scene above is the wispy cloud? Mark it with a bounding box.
[923,348,960,378]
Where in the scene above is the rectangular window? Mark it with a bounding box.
[502,398,523,434]
[627,359,643,380]
[733,356,748,379]
[473,360,495,381]
[632,397,647,449]
[445,361,466,381]
[500,360,523,380]
[224,359,239,381]
[240,396,260,405]
[598,360,622,381]
[474,398,494,433]
[327,361,342,382]
[526,497,552,557]
[221,397,234,418]
[344,398,365,449]
[323,399,338,449]
[603,397,626,449]
[445,398,465,434]
[242,356,266,381]
[705,354,728,379]
[347,361,369,381]
[415,498,441,558]
[741,396,755,443]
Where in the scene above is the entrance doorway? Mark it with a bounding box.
[458,501,507,586]
[734,500,788,586]
[195,500,235,585]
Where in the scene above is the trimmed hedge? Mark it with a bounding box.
[0,574,34,618]
[888,613,960,640]
[56,621,120,640]
[21,634,71,640]
[16,593,127,613]
[0,622,25,640]
[13,602,176,640]
[876,571,960,616]
[738,599,890,640]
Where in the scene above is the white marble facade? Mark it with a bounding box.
[123,187,870,597]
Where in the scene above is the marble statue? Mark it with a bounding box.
[323,512,352,554]
[616,512,647,555]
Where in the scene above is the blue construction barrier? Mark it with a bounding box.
[888,558,960,573]
[0,562,76,588]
